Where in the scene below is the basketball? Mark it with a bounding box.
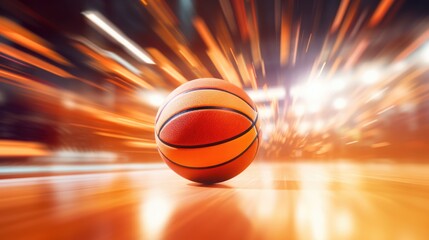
[154,78,260,184]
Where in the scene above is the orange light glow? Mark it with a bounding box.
[368,0,395,27]
[0,140,50,157]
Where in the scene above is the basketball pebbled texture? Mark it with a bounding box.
[155,78,260,184]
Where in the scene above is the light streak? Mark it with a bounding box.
[0,17,71,66]
[0,43,72,78]
[82,11,155,64]
[246,87,286,102]
[368,0,395,27]
[0,140,50,157]
[330,0,351,33]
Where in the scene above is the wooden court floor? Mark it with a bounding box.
[1,161,429,240]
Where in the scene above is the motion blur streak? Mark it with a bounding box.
[193,17,242,87]
[82,11,155,65]
[0,43,72,78]
[0,17,71,66]
[0,140,49,157]
[394,28,429,62]
[1,1,429,239]
[0,163,162,175]
[330,0,350,33]
[368,0,395,27]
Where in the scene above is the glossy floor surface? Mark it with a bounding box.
[1,161,429,240]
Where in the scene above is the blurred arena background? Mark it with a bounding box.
[0,0,429,172]
[2,1,429,240]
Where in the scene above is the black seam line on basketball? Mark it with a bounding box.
[155,87,256,123]
[160,132,259,170]
[159,130,259,170]
[157,106,255,136]
[158,112,258,149]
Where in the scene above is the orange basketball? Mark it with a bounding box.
[155,78,260,184]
